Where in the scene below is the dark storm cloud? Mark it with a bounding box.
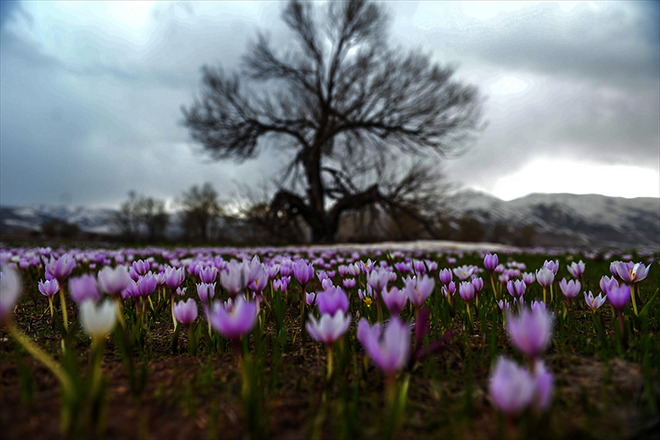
[457,3,659,88]
[1,1,658,206]
[389,2,660,189]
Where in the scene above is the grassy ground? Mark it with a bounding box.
[1,247,658,439]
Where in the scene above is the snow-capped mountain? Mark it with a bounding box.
[443,190,659,248]
[1,205,116,235]
[1,191,658,248]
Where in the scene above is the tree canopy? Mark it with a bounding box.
[183,0,484,242]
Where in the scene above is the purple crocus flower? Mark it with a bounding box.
[342,278,356,289]
[367,268,390,292]
[442,281,456,298]
[38,279,59,297]
[347,263,361,277]
[132,259,151,276]
[220,261,247,297]
[266,264,280,280]
[136,273,157,298]
[316,286,349,316]
[404,275,435,308]
[567,260,585,279]
[439,268,453,285]
[484,253,499,272]
[507,308,553,359]
[293,260,314,287]
[599,275,618,295]
[122,281,139,300]
[164,266,186,291]
[497,299,510,311]
[507,279,526,298]
[395,262,412,274]
[543,260,559,276]
[535,267,555,287]
[559,278,581,304]
[471,277,484,292]
[489,357,535,416]
[248,266,268,293]
[198,266,218,284]
[97,266,132,297]
[614,261,650,284]
[532,360,554,411]
[459,281,475,302]
[306,311,351,345]
[321,278,334,291]
[608,284,631,311]
[45,254,76,282]
[68,274,100,304]
[196,282,216,304]
[530,300,546,314]
[173,298,198,326]
[412,260,427,275]
[273,276,290,293]
[279,262,293,278]
[584,291,606,311]
[381,286,409,316]
[522,272,536,286]
[129,266,140,282]
[209,295,258,340]
[357,318,411,375]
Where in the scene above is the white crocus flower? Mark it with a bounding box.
[80,299,116,342]
[0,265,22,325]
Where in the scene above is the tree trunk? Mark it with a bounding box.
[304,146,332,242]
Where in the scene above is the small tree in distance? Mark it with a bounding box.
[183,0,484,242]
[112,191,170,243]
[180,183,222,242]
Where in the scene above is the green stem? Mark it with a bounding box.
[550,284,554,305]
[59,287,69,331]
[114,298,126,329]
[48,297,55,322]
[7,321,74,397]
[170,291,177,331]
[629,283,639,316]
[326,345,334,381]
[489,273,498,300]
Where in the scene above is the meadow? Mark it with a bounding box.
[0,244,658,439]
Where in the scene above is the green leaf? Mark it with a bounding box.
[638,288,659,319]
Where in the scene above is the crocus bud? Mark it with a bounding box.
[69,274,100,304]
[79,299,116,342]
[173,298,198,326]
[484,253,499,272]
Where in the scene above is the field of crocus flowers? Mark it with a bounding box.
[1,244,658,439]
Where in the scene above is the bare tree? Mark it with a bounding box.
[183,0,484,242]
[137,197,169,242]
[112,191,142,242]
[180,183,222,241]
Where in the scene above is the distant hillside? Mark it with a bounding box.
[1,205,116,235]
[2,192,659,248]
[442,191,659,248]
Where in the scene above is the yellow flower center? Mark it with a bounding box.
[363,297,373,307]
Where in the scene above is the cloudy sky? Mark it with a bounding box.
[1,1,658,209]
